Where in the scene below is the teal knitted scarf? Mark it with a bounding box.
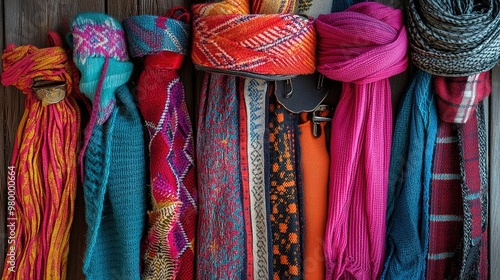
[71,13,147,280]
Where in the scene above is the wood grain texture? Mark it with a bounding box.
[0,0,5,272]
[106,0,138,21]
[490,66,500,280]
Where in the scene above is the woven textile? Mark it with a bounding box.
[426,74,489,279]
[408,0,500,76]
[123,8,197,280]
[315,3,408,279]
[1,33,80,280]
[382,69,437,280]
[434,72,490,124]
[269,98,304,280]
[72,13,147,280]
[298,111,329,280]
[243,78,272,279]
[191,0,316,76]
[196,73,246,279]
[194,1,308,279]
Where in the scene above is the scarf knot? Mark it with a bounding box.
[72,13,133,124]
[1,36,73,96]
[315,2,408,84]
[408,0,500,76]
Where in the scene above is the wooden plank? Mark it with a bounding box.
[0,0,6,272]
[138,0,187,15]
[106,0,138,21]
[490,66,500,280]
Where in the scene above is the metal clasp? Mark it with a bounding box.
[311,104,332,138]
[32,77,66,105]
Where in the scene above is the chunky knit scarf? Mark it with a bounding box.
[1,32,80,280]
[123,7,197,280]
[315,3,408,279]
[407,0,500,76]
[405,0,493,278]
[71,13,147,280]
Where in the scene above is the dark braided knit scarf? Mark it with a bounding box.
[408,0,500,76]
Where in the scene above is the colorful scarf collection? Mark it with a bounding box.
[1,1,496,280]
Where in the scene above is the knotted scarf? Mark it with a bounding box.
[1,32,80,280]
[407,0,500,76]
[315,2,408,279]
[405,0,492,278]
[193,0,311,279]
[71,13,147,280]
[123,7,197,280]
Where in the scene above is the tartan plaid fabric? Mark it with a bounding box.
[426,74,489,279]
[433,72,490,124]
[426,120,463,280]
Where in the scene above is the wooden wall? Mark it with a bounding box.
[0,0,497,279]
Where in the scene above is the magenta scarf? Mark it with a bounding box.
[315,3,408,279]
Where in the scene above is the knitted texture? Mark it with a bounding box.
[382,69,437,279]
[408,0,500,76]
[191,0,316,76]
[269,98,304,280]
[315,3,408,279]
[71,13,146,280]
[1,33,80,280]
[298,111,329,280]
[124,8,197,280]
[196,73,246,279]
[123,13,189,58]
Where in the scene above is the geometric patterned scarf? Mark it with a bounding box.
[72,13,147,280]
[193,1,310,279]
[123,8,197,280]
[268,95,304,280]
[426,73,489,279]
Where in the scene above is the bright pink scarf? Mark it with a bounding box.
[315,3,408,279]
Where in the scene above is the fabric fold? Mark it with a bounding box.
[1,32,81,280]
[123,8,197,280]
[315,2,408,279]
[72,13,147,280]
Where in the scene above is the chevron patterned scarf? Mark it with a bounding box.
[316,3,408,279]
[191,0,316,76]
[123,7,197,280]
[1,32,80,280]
[72,13,147,280]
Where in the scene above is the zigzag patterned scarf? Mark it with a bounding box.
[316,3,408,279]
[72,13,147,280]
[1,32,80,280]
[123,7,197,280]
